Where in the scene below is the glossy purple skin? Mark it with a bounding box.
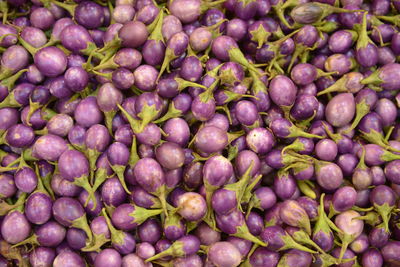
[1,45,29,75]
[83,125,110,152]
[121,253,148,267]
[47,77,72,99]
[328,30,355,53]
[107,142,130,167]
[0,173,16,198]
[138,218,162,244]
[325,93,355,127]
[362,248,383,267]
[180,56,203,82]
[0,23,18,47]
[64,67,89,92]
[384,160,400,184]
[136,123,161,146]
[252,187,276,210]
[29,247,56,267]
[75,96,104,127]
[316,162,343,190]
[290,63,318,85]
[274,173,296,200]
[191,95,216,122]
[5,124,34,148]
[46,114,73,137]
[177,192,207,221]
[370,185,396,207]
[74,1,104,29]
[208,241,242,267]
[280,249,312,267]
[194,126,228,154]
[324,54,353,76]
[226,236,251,259]
[115,125,133,146]
[269,75,297,107]
[136,242,155,259]
[381,242,400,266]
[142,39,166,67]
[21,27,47,48]
[189,27,212,51]
[32,134,68,161]
[133,65,158,92]
[14,167,37,194]
[368,226,389,248]
[97,82,123,113]
[101,177,128,207]
[181,162,202,190]
[112,48,142,71]
[245,127,275,155]
[53,251,85,267]
[246,212,264,236]
[315,139,338,161]
[290,94,319,121]
[94,248,122,267]
[34,46,67,78]
[118,21,148,48]
[211,35,239,61]
[374,98,397,127]
[296,197,318,221]
[1,210,31,244]
[194,222,221,246]
[30,7,55,30]
[331,186,357,212]
[66,228,86,250]
[211,188,237,216]
[235,100,259,126]
[58,150,89,181]
[134,158,165,193]
[51,174,82,197]
[52,197,85,227]
[60,24,94,53]
[248,247,279,267]
[235,150,261,177]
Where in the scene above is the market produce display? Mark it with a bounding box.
[1,0,400,266]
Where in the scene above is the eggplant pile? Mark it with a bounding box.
[0,0,400,266]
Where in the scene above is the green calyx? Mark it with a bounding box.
[129,205,163,225]
[1,68,27,91]
[117,103,141,133]
[281,139,306,154]
[110,164,131,195]
[287,123,324,139]
[297,180,317,199]
[128,136,140,166]
[220,90,257,105]
[147,9,165,37]
[71,213,94,244]
[317,73,354,96]
[224,162,255,211]
[373,202,394,233]
[346,99,371,132]
[81,232,110,252]
[85,148,101,186]
[250,24,271,49]
[356,12,373,50]
[0,192,27,216]
[354,211,381,226]
[234,223,267,247]
[102,208,129,246]
[50,0,76,16]
[175,77,206,91]
[228,47,260,75]
[72,174,97,211]
[361,68,383,86]
[157,48,177,81]
[290,229,324,253]
[145,240,185,262]
[0,90,22,109]
[279,232,317,253]
[11,234,39,248]
[203,182,218,230]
